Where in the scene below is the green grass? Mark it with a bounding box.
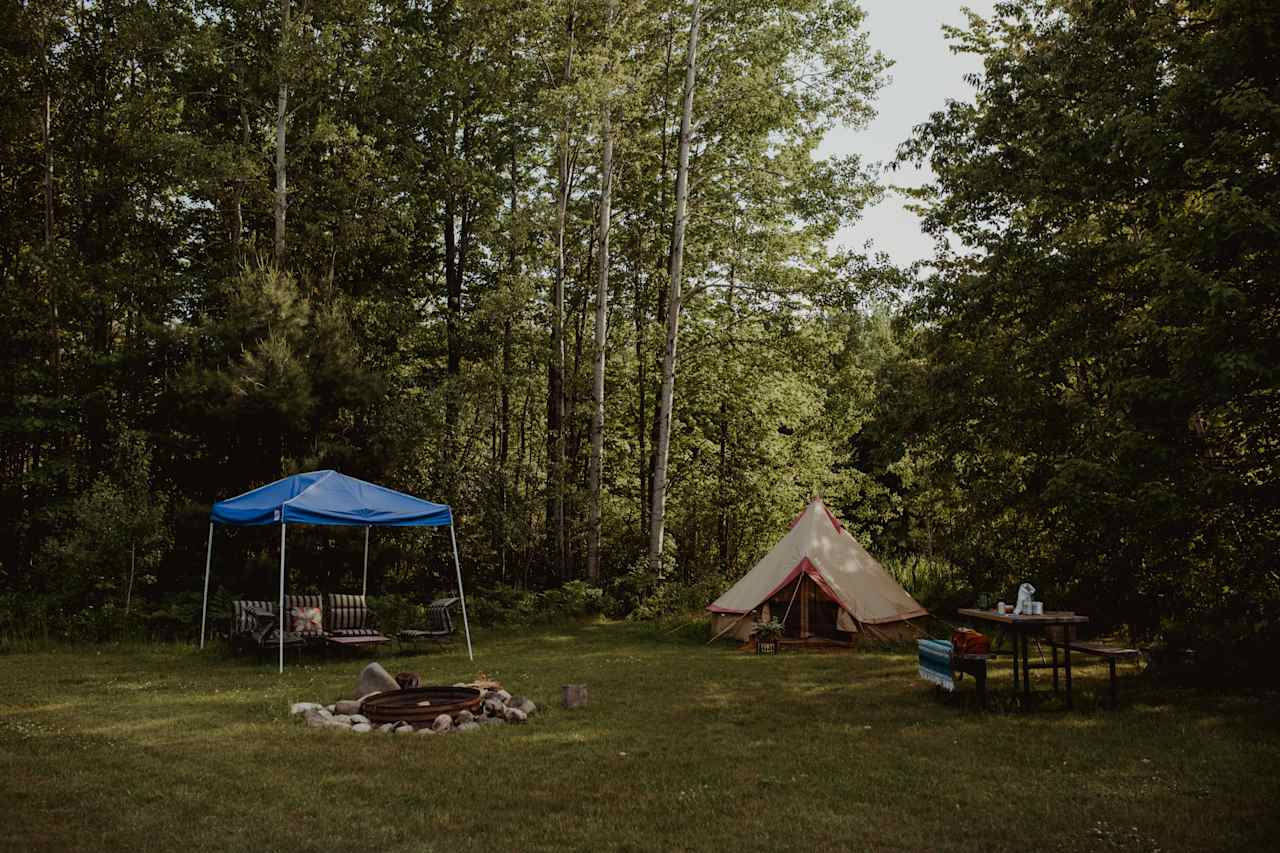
[1,622,1277,852]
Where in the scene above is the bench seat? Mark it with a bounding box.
[1044,628,1138,707]
[918,639,990,707]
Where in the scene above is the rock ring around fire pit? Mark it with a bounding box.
[360,686,483,729]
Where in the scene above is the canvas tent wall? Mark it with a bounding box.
[708,498,927,642]
[199,470,472,671]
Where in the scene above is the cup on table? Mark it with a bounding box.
[1032,601,1044,615]
[997,602,1008,614]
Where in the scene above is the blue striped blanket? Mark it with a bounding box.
[918,639,955,692]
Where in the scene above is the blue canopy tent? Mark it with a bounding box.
[199,470,472,671]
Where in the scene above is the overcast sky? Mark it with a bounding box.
[819,0,999,266]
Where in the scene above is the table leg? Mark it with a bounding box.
[1011,630,1020,691]
[1052,643,1059,692]
[1065,643,1074,709]
[1109,658,1117,709]
[1021,632,1031,701]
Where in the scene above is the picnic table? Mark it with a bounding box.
[957,609,1090,708]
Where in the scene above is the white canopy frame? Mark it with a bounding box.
[199,519,473,673]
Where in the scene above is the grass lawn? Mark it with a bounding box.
[2,622,1277,852]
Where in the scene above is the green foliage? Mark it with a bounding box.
[892,0,1280,649]
[465,581,614,627]
[750,618,785,641]
[365,593,428,638]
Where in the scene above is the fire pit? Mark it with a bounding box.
[360,686,483,729]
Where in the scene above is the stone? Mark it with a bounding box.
[455,722,480,733]
[478,715,504,726]
[396,725,416,735]
[325,719,352,732]
[356,662,401,698]
[334,700,362,716]
[483,698,505,716]
[417,727,436,736]
[331,715,351,725]
[504,707,528,724]
[351,723,372,733]
[349,714,370,726]
[290,702,322,716]
[378,723,397,734]
[325,704,337,713]
[432,714,453,733]
[305,712,330,729]
[508,696,536,716]
[455,710,474,725]
[493,689,512,704]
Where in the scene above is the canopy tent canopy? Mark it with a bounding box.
[707,497,927,644]
[209,469,452,527]
[199,470,471,671]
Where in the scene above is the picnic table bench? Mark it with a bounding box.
[918,639,992,707]
[1043,627,1139,708]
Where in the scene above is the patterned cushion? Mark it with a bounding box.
[290,606,322,634]
[282,595,324,636]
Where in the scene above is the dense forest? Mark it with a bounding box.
[1,0,1275,670]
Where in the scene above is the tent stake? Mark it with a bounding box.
[279,522,287,674]
[362,525,370,597]
[450,521,473,661]
[200,523,213,649]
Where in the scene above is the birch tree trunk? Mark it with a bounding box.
[547,6,575,579]
[273,0,291,266]
[588,44,615,581]
[233,100,249,267]
[647,0,701,574]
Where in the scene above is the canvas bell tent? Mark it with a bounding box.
[198,470,472,671]
[707,498,927,644]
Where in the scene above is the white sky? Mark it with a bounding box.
[820,0,999,266]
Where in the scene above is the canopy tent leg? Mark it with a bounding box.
[450,522,473,661]
[362,525,370,597]
[279,523,287,674]
[199,523,214,649]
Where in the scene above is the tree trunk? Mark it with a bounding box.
[500,140,518,580]
[41,33,60,379]
[125,541,136,620]
[273,0,290,266]
[634,260,647,536]
[547,6,575,579]
[648,0,701,574]
[717,259,734,575]
[588,89,614,579]
[641,17,678,532]
[232,100,249,267]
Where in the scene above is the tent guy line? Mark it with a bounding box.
[199,470,472,672]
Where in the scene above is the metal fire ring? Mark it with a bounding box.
[359,686,483,728]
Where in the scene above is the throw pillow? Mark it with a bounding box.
[290,605,322,634]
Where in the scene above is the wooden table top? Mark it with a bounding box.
[957,608,1090,626]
